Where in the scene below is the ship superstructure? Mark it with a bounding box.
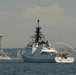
[27,19,46,48]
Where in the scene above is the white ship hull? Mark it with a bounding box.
[55,57,74,63]
[0,56,11,60]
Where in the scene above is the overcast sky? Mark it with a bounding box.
[0,0,76,48]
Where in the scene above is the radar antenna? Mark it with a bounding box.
[37,19,39,26]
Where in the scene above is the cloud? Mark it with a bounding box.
[23,4,64,16]
[0,4,76,26]
[22,4,76,26]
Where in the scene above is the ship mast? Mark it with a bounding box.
[35,19,41,43]
[38,19,39,26]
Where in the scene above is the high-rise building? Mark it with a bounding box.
[0,34,3,53]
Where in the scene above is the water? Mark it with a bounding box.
[0,60,76,75]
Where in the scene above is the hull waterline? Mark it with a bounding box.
[22,54,56,63]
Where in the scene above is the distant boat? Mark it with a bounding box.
[54,42,75,63]
[55,52,74,63]
[0,34,11,60]
[0,56,11,60]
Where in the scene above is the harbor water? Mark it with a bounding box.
[0,60,76,75]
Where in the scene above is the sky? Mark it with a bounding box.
[0,0,76,48]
